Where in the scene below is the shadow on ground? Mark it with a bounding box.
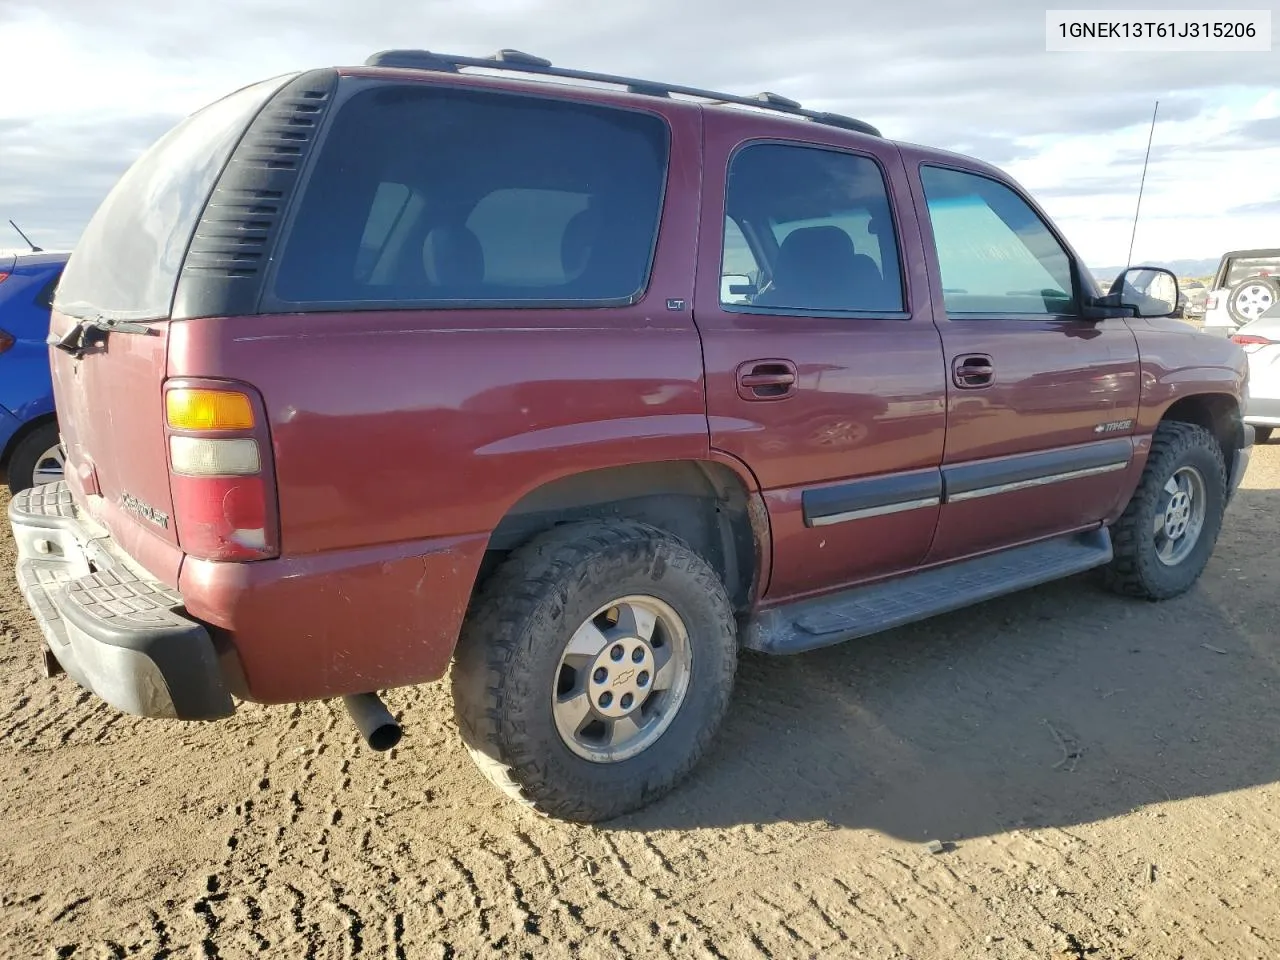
[615,487,1280,840]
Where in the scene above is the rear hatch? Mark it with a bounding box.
[49,77,290,582]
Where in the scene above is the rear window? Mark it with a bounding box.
[54,77,289,321]
[271,84,670,307]
[1225,255,1280,287]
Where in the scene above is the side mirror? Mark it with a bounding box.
[720,274,755,303]
[1109,266,1180,318]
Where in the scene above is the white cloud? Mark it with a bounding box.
[1003,95,1280,264]
[1,0,1277,267]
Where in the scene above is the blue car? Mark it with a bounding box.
[1,248,70,493]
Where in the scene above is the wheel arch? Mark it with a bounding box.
[478,459,768,615]
[1158,392,1241,475]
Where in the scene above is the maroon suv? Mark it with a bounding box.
[8,49,1251,822]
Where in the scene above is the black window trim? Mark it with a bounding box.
[716,137,913,322]
[256,76,675,315]
[917,161,1087,323]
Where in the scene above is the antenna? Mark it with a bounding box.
[1125,100,1158,270]
[7,219,42,253]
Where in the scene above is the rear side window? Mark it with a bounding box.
[721,143,905,314]
[272,85,670,307]
[54,77,287,321]
[354,182,412,281]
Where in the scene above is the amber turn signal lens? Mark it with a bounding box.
[166,389,255,431]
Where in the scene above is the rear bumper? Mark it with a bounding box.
[7,482,234,720]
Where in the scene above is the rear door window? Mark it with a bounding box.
[720,218,761,303]
[271,85,670,307]
[720,143,905,314]
[53,77,288,321]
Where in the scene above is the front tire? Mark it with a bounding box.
[1103,421,1226,600]
[1254,426,1273,444]
[451,520,738,822]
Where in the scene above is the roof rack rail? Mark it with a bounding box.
[363,48,881,138]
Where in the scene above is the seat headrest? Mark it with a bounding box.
[423,225,484,289]
[755,225,891,311]
[561,207,599,280]
[775,226,858,282]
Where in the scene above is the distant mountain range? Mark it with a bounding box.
[1092,258,1219,281]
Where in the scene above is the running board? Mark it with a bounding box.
[743,528,1113,655]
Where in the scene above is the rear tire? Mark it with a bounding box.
[6,422,63,495]
[451,519,738,822]
[1103,421,1226,600]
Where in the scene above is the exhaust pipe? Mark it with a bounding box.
[342,693,402,751]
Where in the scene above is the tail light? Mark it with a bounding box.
[164,382,279,562]
[1231,334,1275,346]
[1207,294,1220,310]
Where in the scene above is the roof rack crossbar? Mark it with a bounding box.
[363,49,881,137]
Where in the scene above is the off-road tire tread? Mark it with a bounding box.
[1104,420,1226,600]
[451,519,737,822]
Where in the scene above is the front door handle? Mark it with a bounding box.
[736,359,798,400]
[953,354,995,389]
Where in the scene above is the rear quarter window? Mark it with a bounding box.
[54,77,289,321]
[1225,256,1280,287]
[270,84,670,308]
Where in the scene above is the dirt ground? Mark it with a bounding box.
[3,448,1280,960]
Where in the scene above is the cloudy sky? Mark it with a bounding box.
[1,0,1276,270]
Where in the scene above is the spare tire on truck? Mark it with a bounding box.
[1228,275,1279,325]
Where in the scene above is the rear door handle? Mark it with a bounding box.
[736,359,798,400]
[953,354,995,389]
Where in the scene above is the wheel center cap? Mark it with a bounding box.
[1165,493,1193,536]
[588,638,654,719]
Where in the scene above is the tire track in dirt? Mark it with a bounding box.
[5,466,1280,959]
